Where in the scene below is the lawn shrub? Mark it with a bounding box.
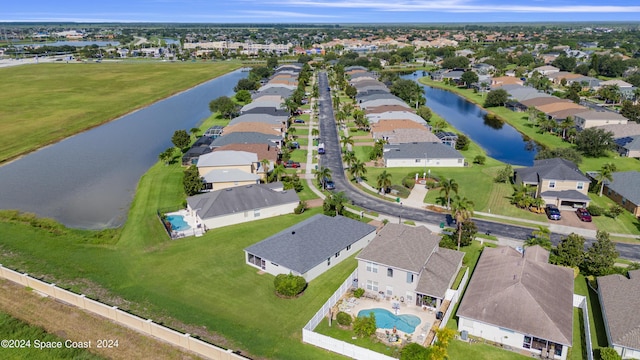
[353,312,376,338]
[274,273,307,297]
[587,204,604,216]
[606,205,623,218]
[402,176,416,190]
[425,180,439,189]
[390,185,410,198]
[336,311,352,326]
[294,201,307,214]
[353,288,365,298]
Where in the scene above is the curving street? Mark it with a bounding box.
[316,71,640,261]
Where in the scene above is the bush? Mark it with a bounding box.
[473,155,486,165]
[274,273,307,297]
[587,204,604,216]
[336,311,352,326]
[425,180,439,189]
[353,288,365,298]
[606,205,624,218]
[353,312,377,338]
[402,176,416,190]
[599,347,622,360]
[390,184,410,198]
[294,201,307,214]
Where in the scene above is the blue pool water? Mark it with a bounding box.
[166,215,191,231]
[357,308,421,333]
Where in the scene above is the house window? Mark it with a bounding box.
[549,181,556,188]
[366,262,378,273]
[387,268,393,277]
[415,159,421,163]
[608,189,612,195]
[622,198,627,205]
[386,286,393,296]
[406,272,414,284]
[327,257,331,266]
[254,209,261,217]
[577,182,584,190]
[458,158,463,163]
[366,280,379,292]
[347,245,351,251]
[406,292,413,303]
[335,251,340,258]
[523,335,532,349]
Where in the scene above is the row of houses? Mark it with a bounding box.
[345,66,465,168]
[179,64,306,232]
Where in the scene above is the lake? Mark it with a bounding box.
[0,69,246,229]
[403,73,537,166]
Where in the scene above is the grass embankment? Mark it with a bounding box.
[0,61,242,163]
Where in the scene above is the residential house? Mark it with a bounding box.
[597,269,640,359]
[223,122,282,136]
[574,110,628,130]
[181,136,214,166]
[594,123,640,138]
[533,65,560,75]
[209,132,282,148]
[383,142,465,168]
[244,215,377,281]
[228,114,288,127]
[203,125,224,138]
[186,183,299,231]
[490,76,524,87]
[603,171,640,218]
[197,150,261,190]
[514,158,591,208]
[457,246,574,360]
[213,143,279,175]
[614,135,640,158]
[355,224,464,308]
[367,111,424,125]
[598,80,637,100]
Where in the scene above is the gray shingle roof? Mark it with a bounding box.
[515,158,589,183]
[415,248,464,299]
[606,171,640,205]
[210,132,281,147]
[383,142,464,160]
[615,135,640,151]
[457,246,574,346]
[540,190,591,202]
[597,271,640,351]
[202,169,260,183]
[245,215,376,274]
[187,183,299,220]
[228,114,287,126]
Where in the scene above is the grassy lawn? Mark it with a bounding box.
[314,318,401,358]
[289,149,308,163]
[448,340,531,360]
[353,145,373,163]
[588,194,640,235]
[0,62,241,163]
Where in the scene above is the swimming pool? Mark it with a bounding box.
[357,308,421,334]
[166,215,191,231]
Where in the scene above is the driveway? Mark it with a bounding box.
[556,210,598,231]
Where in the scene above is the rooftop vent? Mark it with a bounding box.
[291,231,296,235]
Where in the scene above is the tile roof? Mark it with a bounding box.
[536,102,586,114]
[245,215,376,274]
[187,183,299,220]
[597,271,640,351]
[457,246,574,346]
[520,97,573,107]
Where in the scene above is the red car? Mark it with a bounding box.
[284,160,300,168]
[576,208,592,222]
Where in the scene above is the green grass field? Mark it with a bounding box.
[0,62,241,163]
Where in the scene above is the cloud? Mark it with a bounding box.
[240,10,340,18]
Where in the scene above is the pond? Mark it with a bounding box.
[402,73,537,166]
[0,69,246,229]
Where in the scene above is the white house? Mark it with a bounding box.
[356,224,464,308]
[597,270,640,359]
[574,110,628,130]
[186,183,299,230]
[383,142,465,168]
[457,246,574,360]
[244,215,376,281]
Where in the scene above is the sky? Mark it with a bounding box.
[3,0,640,23]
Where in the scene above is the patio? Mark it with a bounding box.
[165,209,205,238]
[335,293,438,346]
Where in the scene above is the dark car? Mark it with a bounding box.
[284,160,300,168]
[545,205,562,220]
[288,141,300,149]
[576,208,592,222]
[293,119,305,124]
[324,178,335,190]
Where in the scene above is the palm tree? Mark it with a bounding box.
[439,178,458,209]
[271,164,286,182]
[332,94,341,110]
[282,97,298,116]
[530,197,545,213]
[342,150,356,168]
[260,158,271,181]
[335,110,347,125]
[189,127,201,139]
[311,128,320,138]
[158,147,174,166]
[527,226,552,250]
[340,135,354,151]
[287,126,297,140]
[349,159,367,182]
[597,163,617,197]
[451,195,474,251]
[559,117,574,140]
[376,170,392,194]
[314,166,332,189]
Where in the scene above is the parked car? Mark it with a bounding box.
[293,119,305,124]
[324,178,335,190]
[288,141,300,149]
[576,208,592,222]
[545,205,562,220]
[284,160,300,168]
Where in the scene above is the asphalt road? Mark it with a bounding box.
[316,71,640,261]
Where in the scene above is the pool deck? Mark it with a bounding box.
[337,294,437,346]
[165,209,205,238]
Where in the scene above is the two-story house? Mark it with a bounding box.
[514,158,591,209]
[356,224,464,309]
[196,150,260,191]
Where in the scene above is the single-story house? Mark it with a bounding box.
[490,76,524,88]
[374,128,440,145]
[209,132,282,149]
[603,171,640,218]
[366,105,415,115]
[201,169,260,191]
[186,183,299,231]
[574,110,628,130]
[597,269,640,359]
[244,215,377,281]
[197,150,257,177]
[223,122,282,136]
[514,158,591,209]
[356,224,464,308]
[533,65,560,75]
[457,246,574,360]
[228,113,288,127]
[614,135,640,158]
[360,98,410,110]
[367,111,425,125]
[182,136,214,166]
[213,143,279,174]
[594,123,640,139]
[383,142,465,168]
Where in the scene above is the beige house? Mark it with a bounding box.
[514,158,591,209]
[574,110,628,130]
[598,270,640,359]
[356,224,464,309]
[196,150,260,190]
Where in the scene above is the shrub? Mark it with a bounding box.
[587,204,604,216]
[606,204,624,218]
[353,288,365,298]
[274,273,307,297]
[425,180,439,189]
[294,201,307,214]
[336,311,352,326]
[402,176,416,189]
[599,347,622,360]
[390,184,410,198]
[473,155,486,165]
[353,312,377,338]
